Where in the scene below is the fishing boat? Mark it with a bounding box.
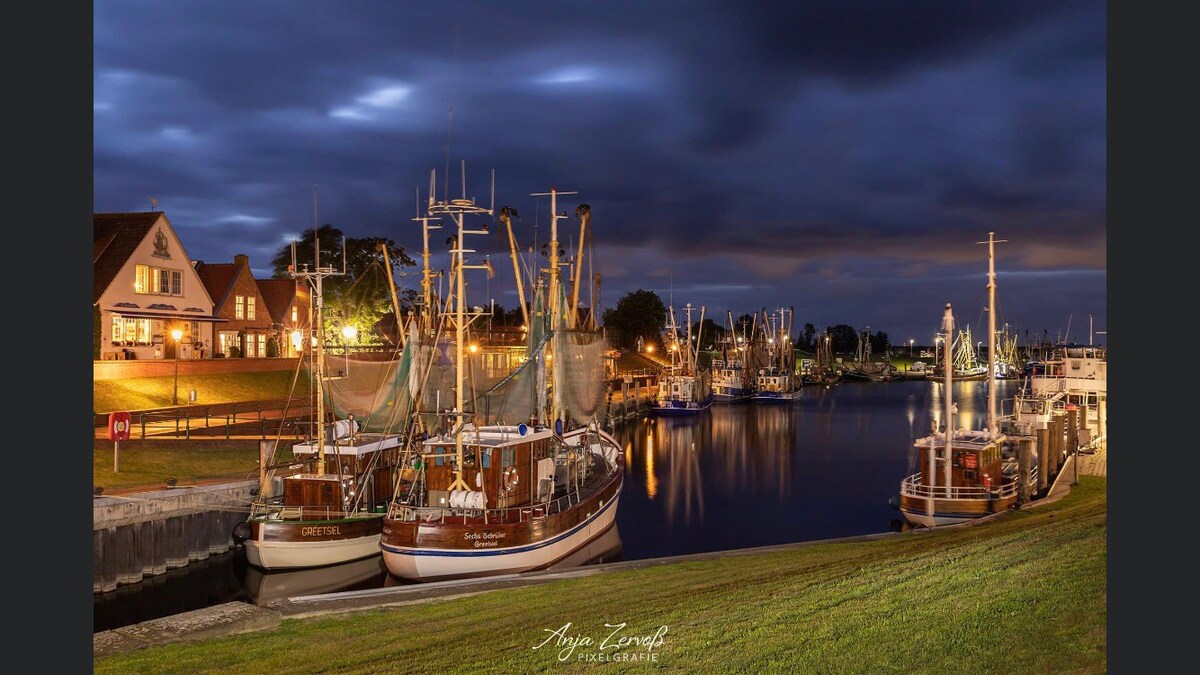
[710,311,753,402]
[925,326,988,381]
[650,302,714,415]
[237,225,411,570]
[380,182,623,581]
[898,233,1034,527]
[752,307,802,402]
[802,331,841,387]
[842,327,896,382]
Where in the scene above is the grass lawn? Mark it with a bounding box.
[96,476,1106,674]
[93,442,260,490]
[94,370,310,413]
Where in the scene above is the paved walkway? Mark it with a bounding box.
[1075,439,1107,477]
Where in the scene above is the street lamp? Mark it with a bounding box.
[290,330,303,355]
[170,328,183,405]
[909,338,914,357]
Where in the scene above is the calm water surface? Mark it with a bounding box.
[94,379,1016,632]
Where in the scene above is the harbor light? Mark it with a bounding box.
[170,328,183,405]
[647,345,655,353]
[469,343,479,353]
[291,330,303,351]
[342,325,358,340]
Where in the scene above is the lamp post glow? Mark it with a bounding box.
[171,328,184,405]
[290,330,303,355]
[909,338,914,357]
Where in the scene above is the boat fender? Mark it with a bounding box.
[231,521,252,545]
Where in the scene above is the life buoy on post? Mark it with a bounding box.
[502,465,519,493]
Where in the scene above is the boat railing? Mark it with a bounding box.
[386,468,618,525]
[899,474,1019,500]
[250,502,383,521]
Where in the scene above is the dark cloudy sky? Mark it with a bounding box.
[94,1,1106,346]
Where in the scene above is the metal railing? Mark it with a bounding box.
[95,397,318,439]
[899,473,1019,500]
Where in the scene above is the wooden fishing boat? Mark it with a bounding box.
[380,183,623,581]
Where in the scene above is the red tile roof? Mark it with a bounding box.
[195,262,238,311]
[256,278,299,324]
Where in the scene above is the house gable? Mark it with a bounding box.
[94,212,215,313]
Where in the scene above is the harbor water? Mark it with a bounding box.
[94,379,1018,632]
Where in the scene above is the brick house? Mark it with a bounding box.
[195,254,276,357]
[94,212,223,360]
[256,276,312,358]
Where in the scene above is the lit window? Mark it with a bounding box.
[135,265,149,293]
[257,334,266,357]
[247,297,256,320]
[111,316,123,342]
[135,264,182,295]
[245,335,255,357]
[291,305,298,323]
[235,296,245,319]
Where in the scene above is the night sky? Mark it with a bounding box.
[94,1,1106,346]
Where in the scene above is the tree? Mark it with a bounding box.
[870,330,890,356]
[266,336,280,358]
[691,319,727,351]
[799,323,816,352]
[601,289,668,350]
[826,324,859,355]
[734,313,755,336]
[272,225,416,344]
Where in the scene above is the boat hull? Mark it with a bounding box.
[245,515,384,570]
[712,388,752,403]
[897,493,1018,527]
[752,389,802,403]
[649,396,713,415]
[382,487,621,581]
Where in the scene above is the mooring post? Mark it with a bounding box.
[1036,427,1049,495]
[1017,437,1032,505]
[1066,407,1079,485]
[113,439,120,473]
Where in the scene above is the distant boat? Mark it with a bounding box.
[843,327,897,382]
[802,331,841,387]
[752,307,802,403]
[711,311,753,402]
[649,302,714,415]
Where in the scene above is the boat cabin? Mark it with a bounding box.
[282,433,405,513]
[417,426,558,511]
[757,369,794,392]
[913,431,1005,490]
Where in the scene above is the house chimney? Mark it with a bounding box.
[234,254,249,268]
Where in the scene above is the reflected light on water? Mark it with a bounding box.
[644,431,657,500]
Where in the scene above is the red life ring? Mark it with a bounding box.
[502,466,519,493]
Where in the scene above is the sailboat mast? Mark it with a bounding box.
[942,303,954,494]
[978,231,1006,435]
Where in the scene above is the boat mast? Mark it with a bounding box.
[979,231,1006,435]
[941,304,954,494]
[531,187,577,426]
[430,164,492,492]
[416,173,443,338]
[290,189,346,477]
[571,204,591,327]
[497,206,528,329]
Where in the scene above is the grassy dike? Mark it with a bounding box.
[96,476,1106,673]
[94,370,309,413]
[93,441,260,490]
